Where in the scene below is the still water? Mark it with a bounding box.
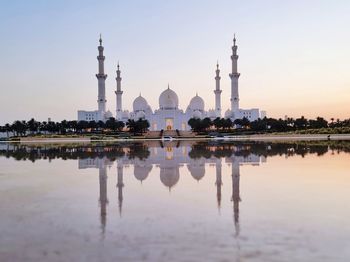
[0,140,350,262]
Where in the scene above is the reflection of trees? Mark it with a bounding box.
[188,140,350,159]
[0,143,126,162]
[1,140,350,162]
[127,143,150,160]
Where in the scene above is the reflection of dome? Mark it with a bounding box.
[188,94,205,111]
[136,111,146,119]
[134,163,152,182]
[160,167,180,189]
[133,95,149,112]
[192,110,202,119]
[187,162,205,181]
[159,86,179,109]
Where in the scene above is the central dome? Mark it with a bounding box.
[159,86,179,110]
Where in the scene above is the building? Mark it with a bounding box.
[78,35,265,128]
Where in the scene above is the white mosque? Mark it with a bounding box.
[78,35,265,131]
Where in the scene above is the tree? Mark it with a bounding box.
[27,118,39,134]
[213,117,223,131]
[241,117,250,129]
[188,118,202,132]
[309,117,328,129]
[126,119,137,135]
[294,116,308,129]
[223,118,233,130]
[77,121,89,133]
[12,120,27,136]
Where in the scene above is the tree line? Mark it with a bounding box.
[0,117,150,137]
[188,116,350,133]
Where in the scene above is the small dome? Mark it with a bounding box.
[208,109,217,118]
[136,111,146,119]
[133,95,149,112]
[159,86,179,110]
[105,110,113,119]
[187,162,205,181]
[224,109,232,119]
[192,110,202,119]
[188,94,205,111]
[134,163,152,182]
[122,110,130,119]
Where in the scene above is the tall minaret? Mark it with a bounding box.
[96,35,107,121]
[214,62,222,118]
[115,63,123,121]
[229,35,240,113]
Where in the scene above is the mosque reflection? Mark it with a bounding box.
[77,141,258,236]
[1,140,350,236]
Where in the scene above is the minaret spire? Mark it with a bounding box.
[115,62,123,121]
[214,61,222,117]
[230,34,240,114]
[96,35,107,121]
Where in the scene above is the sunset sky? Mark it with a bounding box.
[0,0,349,124]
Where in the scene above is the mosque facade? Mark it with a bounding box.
[78,35,265,130]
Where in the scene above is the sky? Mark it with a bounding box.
[0,0,349,124]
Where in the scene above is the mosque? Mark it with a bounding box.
[78,35,265,130]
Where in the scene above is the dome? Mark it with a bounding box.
[188,94,205,111]
[133,95,149,112]
[159,86,179,110]
[134,163,152,182]
[208,109,217,119]
[122,110,130,119]
[160,167,180,189]
[187,162,205,181]
[104,110,113,120]
[224,109,232,119]
[136,111,146,119]
[192,110,202,119]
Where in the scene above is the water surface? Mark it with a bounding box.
[1,140,350,262]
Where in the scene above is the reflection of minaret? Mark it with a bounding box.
[116,162,124,217]
[215,159,222,211]
[231,161,241,236]
[99,161,108,235]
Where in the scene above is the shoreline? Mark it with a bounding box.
[1,133,350,143]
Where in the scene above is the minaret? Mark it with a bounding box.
[98,160,108,235]
[96,35,107,121]
[116,162,124,217]
[214,62,222,118]
[231,160,241,237]
[229,35,240,113]
[215,158,223,211]
[115,62,123,121]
